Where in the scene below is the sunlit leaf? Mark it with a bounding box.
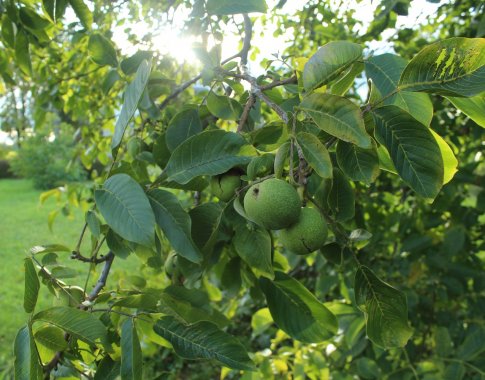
[303,41,363,92]
[112,60,151,150]
[399,37,485,97]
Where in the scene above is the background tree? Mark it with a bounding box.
[0,0,484,379]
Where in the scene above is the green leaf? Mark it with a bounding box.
[88,33,118,67]
[457,325,485,361]
[354,266,413,348]
[373,106,444,199]
[365,54,433,126]
[189,202,224,253]
[94,356,121,380]
[153,316,254,371]
[68,0,92,29]
[34,325,67,351]
[1,15,15,48]
[251,308,273,336]
[14,326,43,380]
[23,258,40,313]
[331,61,364,96]
[166,108,202,151]
[399,37,485,97]
[431,130,457,185]
[15,29,32,76]
[33,307,108,347]
[303,41,363,92]
[300,93,371,148]
[206,0,267,15]
[447,93,485,128]
[164,130,255,184]
[42,0,68,22]
[111,60,151,150]
[274,142,290,179]
[206,92,242,120]
[233,223,274,279]
[19,8,51,29]
[296,132,332,179]
[147,189,202,264]
[121,319,142,380]
[336,141,380,184]
[94,173,155,247]
[328,169,355,222]
[259,271,338,343]
[86,210,101,238]
[30,244,70,255]
[121,51,153,75]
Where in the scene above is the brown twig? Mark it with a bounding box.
[237,94,256,132]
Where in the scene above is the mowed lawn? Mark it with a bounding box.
[0,179,143,371]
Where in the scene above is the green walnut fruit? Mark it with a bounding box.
[210,172,242,202]
[244,178,301,230]
[279,207,328,255]
[54,286,85,307]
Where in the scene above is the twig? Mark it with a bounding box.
[259,75,297,91]
[253,88,289,123]
[240,14,253,66]
[86,251,115,302]
[71,251,111,264]
[237,94,256,132]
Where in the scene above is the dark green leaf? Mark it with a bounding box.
[14,326,43,380]
[95,174,155,247]
[24,258,40,313]
[121,319,142,380]
[94,356,121,380]
[88,33,118,67]
[147,189,202,264]
[166,108,202,151]
[354,266,413,348]
[300,93,371,148]
[328,169,355,222]
[399,37,485,97]
[1,15,15,47]
[365,54,433,126]
[164,130,255,184]
[336,141,380,184]
[33,307,108,347]
[296,132,332,179]
[121,51,153,75]
[373,106,443,199]
[42,0,68,22]
[206,0,267,15]
[457,325,485,361]
[260,271,338,343]
[206,92,242,120]
[303,41,363,92]
[15,29,32,76]
[68,0,92,29]
[233,223,274,279]
[112,60,151,150]
[153,316,254,370]
[86,210,101,238]
[19,8,51,29]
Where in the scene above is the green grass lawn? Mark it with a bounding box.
[0,179,142,372]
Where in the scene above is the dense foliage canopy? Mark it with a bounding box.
[1,0,484,379]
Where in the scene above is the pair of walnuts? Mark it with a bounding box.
[210,174,328,255]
